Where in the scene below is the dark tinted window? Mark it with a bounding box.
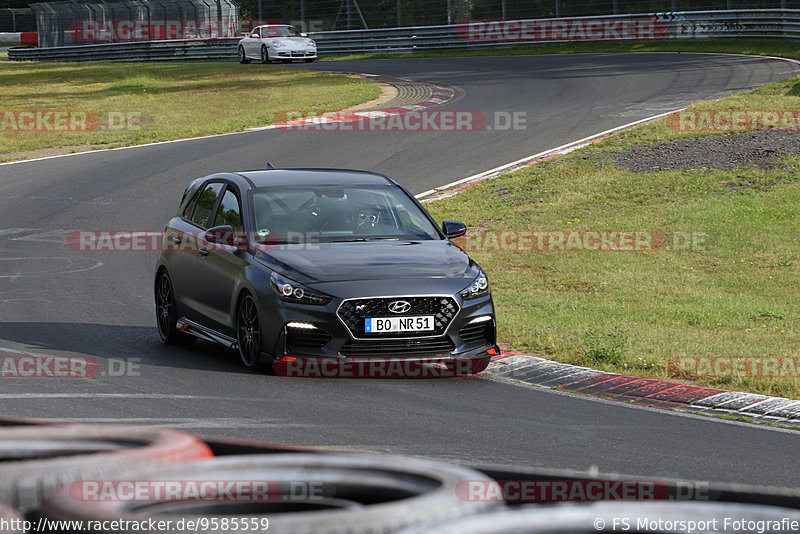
[189,182,224,229]
[182,188,202,219]
[251,185,440,243]
[214,189,243,232]
[264,26,299,37]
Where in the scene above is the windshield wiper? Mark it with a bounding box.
[331,237,400,242]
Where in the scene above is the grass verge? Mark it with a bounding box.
[0,62,380,161]
[426,76,800,399]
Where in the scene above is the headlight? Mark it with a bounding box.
[306,39,316,47]
[270,272,331,305]
[460,271,490,300]
[271,40,285,48]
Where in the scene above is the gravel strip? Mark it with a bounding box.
[612,129,800,172]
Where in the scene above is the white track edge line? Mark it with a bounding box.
[415,108,683,199]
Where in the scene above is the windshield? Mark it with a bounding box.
[262,25,301,38]
[251,184,441,244]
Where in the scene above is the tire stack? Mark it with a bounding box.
[3,418,800,533]
[40,453,497,533]
[0,425,213,514]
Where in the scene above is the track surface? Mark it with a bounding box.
[1,54,799,486]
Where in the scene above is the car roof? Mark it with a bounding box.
[232,168,395,188]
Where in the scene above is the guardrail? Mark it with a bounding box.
[9,9,800,62]
[8,36,240,61]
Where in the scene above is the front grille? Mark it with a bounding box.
[459,320,494,346]
[340,337,455,357]
[338,296,458,338]
[286,326,331,352]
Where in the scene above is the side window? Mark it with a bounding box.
[182,188,202,219]
[213,189,243,232]
[189,182,224,229]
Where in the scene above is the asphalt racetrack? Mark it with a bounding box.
[1,53,799,486]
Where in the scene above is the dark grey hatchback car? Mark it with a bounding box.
[155,168,499,376]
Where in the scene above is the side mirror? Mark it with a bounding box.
[301,32,308,37]
[441,220,467,239]
[204,225,235,247]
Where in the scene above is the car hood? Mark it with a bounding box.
[253,240,479,285]
[269,37,310,46]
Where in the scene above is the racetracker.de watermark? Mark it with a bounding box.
[69,479,325,502]
[666,110,800,133]
[273,111,527,132]
[463,230,709,252]
[66,230,317,253]
[455,17,667,42]
[668,356,800,378]
[0,355,140,378]
[1,110,141,132]
[273,357,487,378]
[456,479,712,502]
[68,18,238,41]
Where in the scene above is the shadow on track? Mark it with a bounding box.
[0,321,254,375]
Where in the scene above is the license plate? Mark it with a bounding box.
[364,316,434,333]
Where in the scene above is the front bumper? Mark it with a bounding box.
[271,49,317,60]
[258,285,496,376]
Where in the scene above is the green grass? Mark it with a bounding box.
[426,76,800,399]
[329,38,800,62]
[0,62,380,161]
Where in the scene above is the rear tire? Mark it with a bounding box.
[238,46,250,64]
[155,269,195,346]
[237,292,264,370]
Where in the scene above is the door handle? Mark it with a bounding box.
[169,235,182,244]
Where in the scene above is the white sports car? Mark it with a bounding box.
[238,25,317,64]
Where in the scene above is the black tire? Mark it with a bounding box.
[0,424,213,513]
[41,453,498,534]
[236,292,264,370]
[237,45,250,64]
[155,269,195,346]
[260,45,271,64]
[304,58,316,63]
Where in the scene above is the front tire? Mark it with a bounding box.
[155,270,195,345]
[237,293,264,370]
[238,46,250,64]
[261,46,271,64]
